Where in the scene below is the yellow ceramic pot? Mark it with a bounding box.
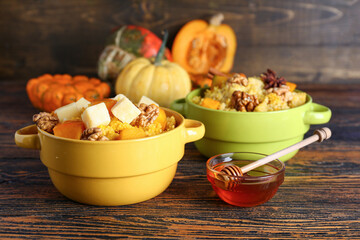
[14,108,204,206]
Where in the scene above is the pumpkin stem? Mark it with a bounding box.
[209,13,224,26]
[154,29,168,66]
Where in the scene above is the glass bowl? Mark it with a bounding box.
[206,152,285,207]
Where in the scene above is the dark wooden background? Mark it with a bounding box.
[1,1,360,238]
[1,0,360,83]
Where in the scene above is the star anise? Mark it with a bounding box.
[261,69,287,89]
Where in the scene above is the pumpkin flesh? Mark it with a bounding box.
[53,120,86,140]
[154,108,167,130]
[172,16,236,87]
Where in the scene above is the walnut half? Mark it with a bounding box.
[33,112,59,133]
[81,127,109,141]
[227,73,249,87]
[267,85,293,102]
[230,91,259,112]
[131,103,160,128]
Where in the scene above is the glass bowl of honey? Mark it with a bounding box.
[206,152,285,207]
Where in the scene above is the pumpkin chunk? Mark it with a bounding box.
[53,120,86,140]
[201,98,220,110]
[154,108,167,130]
[117,128,147,140]
[211,75,229,89]
[286,82,297,92]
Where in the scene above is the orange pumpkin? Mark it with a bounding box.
[26,74,111,112]
[154,108,167,130]
[53,120,86,140]
[172,13,237,88]
[200,98,221,110]
[286,82,297,92]
[116,128,147,140]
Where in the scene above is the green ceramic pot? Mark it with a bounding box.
[171,88,331,161]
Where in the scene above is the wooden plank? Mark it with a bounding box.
[2,0,360,83]
[0,83,359,237]
[0,156,359,238]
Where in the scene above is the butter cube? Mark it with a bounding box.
[112,94,126,101]
[81,102,111,128]
[75,97,90,111]
[139,96,159,106]
[55,102,80,122]
[111,97,141,124]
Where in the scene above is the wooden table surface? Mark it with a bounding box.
[0,81,359,239]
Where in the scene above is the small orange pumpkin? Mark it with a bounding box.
[26,74,111,112]
[172,13,237,87]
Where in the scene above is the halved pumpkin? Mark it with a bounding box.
[172,13,237,87]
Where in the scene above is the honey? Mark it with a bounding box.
[207,155,285,207]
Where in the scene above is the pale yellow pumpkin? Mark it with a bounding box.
[115,56,191,107]
[115,30,191,107]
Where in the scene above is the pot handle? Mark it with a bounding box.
[304,103,332,125]
[171,98,187,117]
[14,125,41,150]
[184,119,205,144]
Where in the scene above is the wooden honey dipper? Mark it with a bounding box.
[221,127,332,178]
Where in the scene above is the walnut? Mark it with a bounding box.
[227,73,248,87]
[81,127,109,141]
[267,85,293,102]
[131,103,160,127]
[230,91,259,112]
[32,112,59,133]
